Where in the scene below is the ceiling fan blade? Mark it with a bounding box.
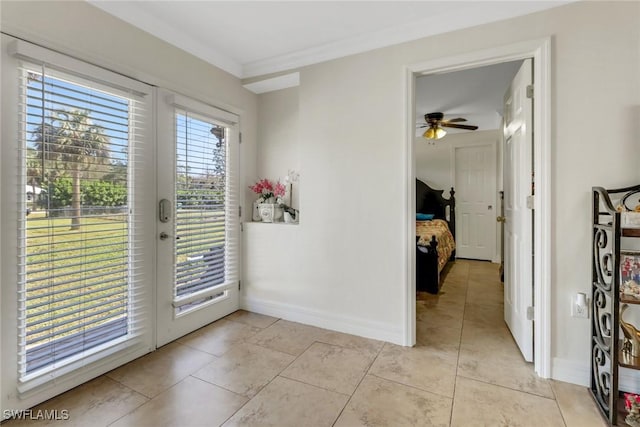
[442,117,467,123]
[441,123,478,130]
[416,124,429,128]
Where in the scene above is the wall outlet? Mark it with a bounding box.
[571,293,589,319]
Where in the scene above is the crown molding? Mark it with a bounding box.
[87,0,243,78]
[89,1,573,80]
[242,2,570,78]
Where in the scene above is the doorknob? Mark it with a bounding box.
[159,232,180,240]
[496,216,506,223]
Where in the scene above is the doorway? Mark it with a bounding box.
[404,38,552,377]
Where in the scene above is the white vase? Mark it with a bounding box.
[258,204,275,222]
[258,204,283,223]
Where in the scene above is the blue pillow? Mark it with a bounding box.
[416,213,434,221]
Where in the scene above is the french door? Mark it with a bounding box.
[1,38,155,412]
[156,90,240,346]
[1,38,241,414]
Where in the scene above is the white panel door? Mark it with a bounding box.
[454,144,496,260]
[156,90,241,346]
[503,59,533,362]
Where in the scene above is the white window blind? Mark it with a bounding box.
[17,62,147,379]
[172,109,239,313]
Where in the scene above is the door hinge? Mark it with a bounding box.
[526,85,534,99]
[526,306,535,321]
[241,222,244,232]
[526,195,535,210]
[238,280,241,291]
[239,205,242,217]
[239,132,242,143]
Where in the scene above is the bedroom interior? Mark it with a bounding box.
[2,0,640,425]
[413,62,519,293]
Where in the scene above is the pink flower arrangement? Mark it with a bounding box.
[249,178,286,203]
[625,393,640,426]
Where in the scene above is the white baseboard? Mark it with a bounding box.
[552,357,640,394]
[240,296,404,345]
[552,357,590,387]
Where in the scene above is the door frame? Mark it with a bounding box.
[450,138,498,262]
[403,38,551,378]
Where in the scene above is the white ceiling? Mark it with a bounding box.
[415,61,523,136]
[89,1,570,79]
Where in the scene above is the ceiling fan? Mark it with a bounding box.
[417,112,478,140]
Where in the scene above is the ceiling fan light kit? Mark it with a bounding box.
[423,126,446,140]
[418,112,479,141]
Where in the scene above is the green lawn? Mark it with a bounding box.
[24,208,226,349]
[25,211,129,348]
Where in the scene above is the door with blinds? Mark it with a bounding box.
[156,90,240,346]
[1,38,155,411]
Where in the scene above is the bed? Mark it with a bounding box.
[415,179,456,294]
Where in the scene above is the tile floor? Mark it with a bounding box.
[5,260,605,426]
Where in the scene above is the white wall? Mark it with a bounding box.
[255,87,300,210]
[244,0,640,385]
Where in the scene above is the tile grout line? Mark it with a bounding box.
[330,341,386,426]
[449,261,471,425]
[548,381,570,427]
[214,317,302,426]
[366,372,455,401]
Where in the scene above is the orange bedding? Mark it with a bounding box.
[416,219,456,272]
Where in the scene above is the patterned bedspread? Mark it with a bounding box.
[416,219,456,272]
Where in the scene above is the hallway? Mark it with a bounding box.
[5,261,603,426]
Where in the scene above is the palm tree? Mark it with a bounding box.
[33,109,110,230]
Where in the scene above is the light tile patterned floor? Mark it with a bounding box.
[5,260,605,426]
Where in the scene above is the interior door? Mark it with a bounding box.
[454,144,496,260]
[503,59,533,361]
[156,90,241,346]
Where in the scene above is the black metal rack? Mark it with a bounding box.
[591,185,640,426]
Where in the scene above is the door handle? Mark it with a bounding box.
[159,232,180,240]
[496,216,506,223]
[159,199,171,223]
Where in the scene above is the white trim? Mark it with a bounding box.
[242,73,300,94]
[551,357,589,387]
[403,67,416,346]
[404,38,552,377]
[9,40,150,97]
[166,93,239,125]
[241,296,404,345]
[551,357,640,394]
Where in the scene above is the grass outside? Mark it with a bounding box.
[25,210,129,349]
[24,208,226,351]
